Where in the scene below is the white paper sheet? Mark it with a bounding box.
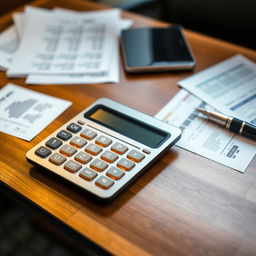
[179,55,256,124]
[26,47,119,84]
[0,26,19,70]
[11,6,132,84]
[12,13,25,39]
[155,89,256,172]
[8,8,118,77]
[0,84,71,141]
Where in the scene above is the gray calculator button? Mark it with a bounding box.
[67,123,82,133]
[59,144,77,157]
[81,129,97,140]
[84,143,103,156]
[79,168,98,181]
[142,148,151,154]
[77,120,85,125]
[64,160,82,173]
[127,149,145,163]
[106,167,125,180]
[46,137,63,149]
[95,136,112,147]
[49,153,66,165]
[57,130,72,141]
[35,146,51,158]
[111,142,128,155]
[70,136,87,148]
[95,176,114,190]
[90,159,108,172]
[117,158,135,171]
[74,152,92,164]
[100,151,118,163]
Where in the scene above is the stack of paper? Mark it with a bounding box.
[0,6,132,84]
[156,55,256,172]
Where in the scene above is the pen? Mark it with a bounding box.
[196,108,256,141]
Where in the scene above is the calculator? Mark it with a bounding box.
[26,98,181,200]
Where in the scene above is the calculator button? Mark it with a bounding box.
[80,129,97,140]
[35,146,51,158]
[84,144,103,156]
[46,137,63,149]
[67,123,82,133]
[117,158,135,171]
[79,168,98,181]
[49,153,66,165]
[64,160,82,173]
[142,149,151,154]
[74,152,92,164]
[95,136,112,147]
[57,130,72,141]
[90,159,108,172]
[100,151,118,163]
[106,167,125,180]
[59,144,77,157]
[70,136,87,148]
[127,149,145,163]
[111,143,128,155]
[95,176,114,190]
[77,120,85,125]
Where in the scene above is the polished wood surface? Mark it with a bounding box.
[0,0,256,255]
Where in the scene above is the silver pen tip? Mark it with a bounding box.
[195,108,207,115]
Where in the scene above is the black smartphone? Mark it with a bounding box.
[120,25,195,73]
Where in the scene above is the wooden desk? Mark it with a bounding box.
[1,0,256,255]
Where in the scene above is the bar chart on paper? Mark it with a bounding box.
[0,84,71,140]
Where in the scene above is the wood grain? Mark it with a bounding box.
[0,0,256,255]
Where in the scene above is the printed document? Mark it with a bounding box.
[0,26,19,70]
[155,89,256,172]
[22,8,132,84]
[0,84,71,141]
[9,6,132,84]
[179,55,256,124]
[8,9,117,76]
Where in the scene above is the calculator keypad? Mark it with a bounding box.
[57,130,72,141]
[74,152,92,164]
[100,151,118,163]
[64,160,82,173]
[34,124,146,192]
[95,176,114,189]
[127,149,145,163]
[117,158,135,171]
[35,146,51,158]
[79,168,98,181]
[111,142,128,155]
[95,136,112,147]
[90,159,108,172]
[70,136,87,148]
[49,153,66,165]
[67,123,82,133]
[46,138,63,149]
[81,129,97,140]
[60,145,77,157]
[106,167,124,180]
[85,143,103,155]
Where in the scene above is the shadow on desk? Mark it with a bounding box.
[0,183,111,256]
[28,149,178,216]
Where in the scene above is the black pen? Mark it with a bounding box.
[196,108,256,141]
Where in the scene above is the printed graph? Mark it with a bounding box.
[5,99,37,118]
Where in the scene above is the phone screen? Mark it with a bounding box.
[121,25,195,71]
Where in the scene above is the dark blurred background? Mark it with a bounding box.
[95,0,256,50]
[2,0,255,49]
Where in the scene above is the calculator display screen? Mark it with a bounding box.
[85,105,170,148]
